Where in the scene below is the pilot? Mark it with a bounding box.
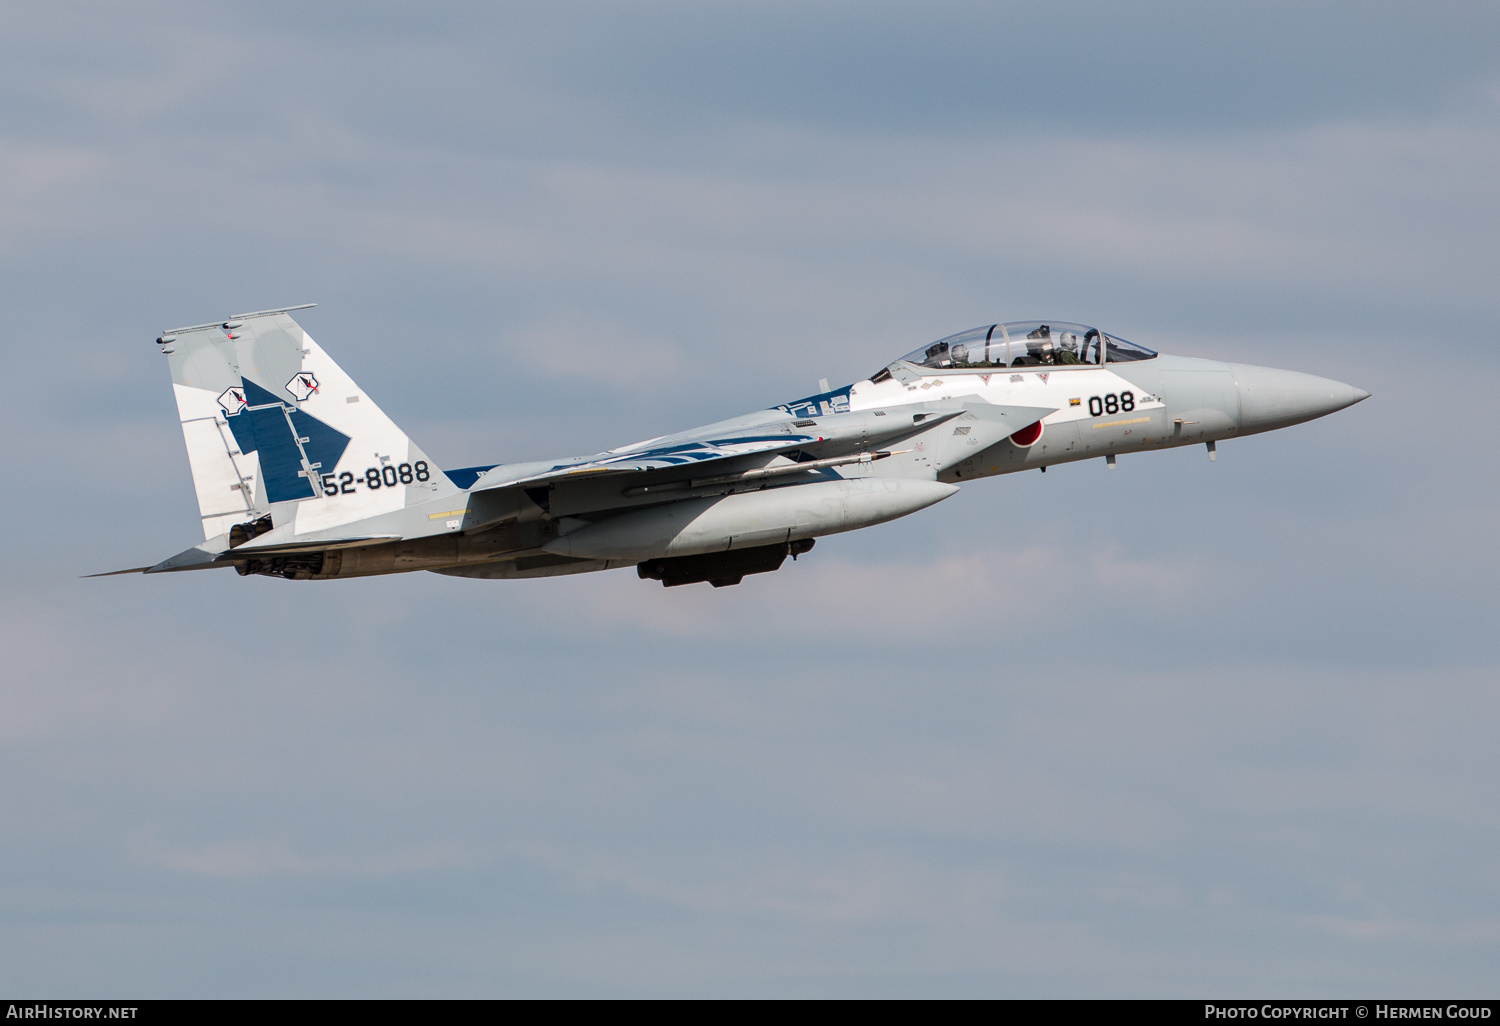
[1054,332,1082,364]
[1025,325,1054,362]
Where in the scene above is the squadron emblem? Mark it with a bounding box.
[217,386,247,416]
[286,373,320,401]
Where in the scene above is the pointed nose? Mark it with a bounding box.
[1231,363,1369,434]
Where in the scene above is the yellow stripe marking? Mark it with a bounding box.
[428,509,468,519]
[1091,416,1151,430]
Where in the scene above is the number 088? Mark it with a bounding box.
[1087,392,1134,417]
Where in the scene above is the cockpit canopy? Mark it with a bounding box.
[892,321,1157,371]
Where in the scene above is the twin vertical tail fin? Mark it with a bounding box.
[161,306,458,541]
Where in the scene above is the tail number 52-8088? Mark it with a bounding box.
[320,461,430,495]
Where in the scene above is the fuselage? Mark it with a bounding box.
[136,311,1368,588]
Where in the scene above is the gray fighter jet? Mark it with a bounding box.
[103,307,1367,588]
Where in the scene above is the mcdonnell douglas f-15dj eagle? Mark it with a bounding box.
[103,305,1368,588]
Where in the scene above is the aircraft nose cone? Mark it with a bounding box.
[1231,364,1369,434]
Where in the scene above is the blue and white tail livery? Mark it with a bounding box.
[163,305,456,541]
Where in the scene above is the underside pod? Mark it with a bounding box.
[542,477,959,563]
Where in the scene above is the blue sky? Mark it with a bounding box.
[1,0,1498,996]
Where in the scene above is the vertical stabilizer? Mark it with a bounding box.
[160,307,457,540]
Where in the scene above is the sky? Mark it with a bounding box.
[1,0,1498,997]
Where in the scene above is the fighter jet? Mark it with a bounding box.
[102,306,1368,588]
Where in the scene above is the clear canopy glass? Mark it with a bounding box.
[892,321,1156,370]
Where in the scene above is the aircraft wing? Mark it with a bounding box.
[471,433,821,492]
[452,400,1059,532]
[466,396,1051,496]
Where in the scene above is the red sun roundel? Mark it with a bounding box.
[1009,420,1043,447]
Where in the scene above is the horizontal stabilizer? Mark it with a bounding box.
[81,566,152,578]
[227,535,401,556]
[131,533,404,576]
[145,542,232,574]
